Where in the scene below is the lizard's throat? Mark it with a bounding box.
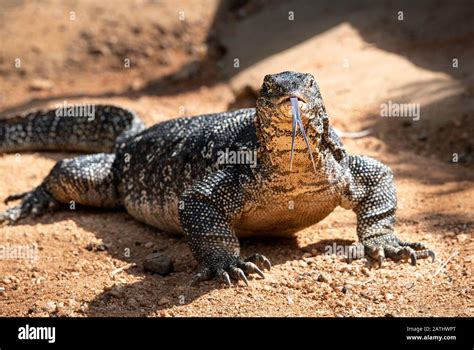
[256,110,322,173]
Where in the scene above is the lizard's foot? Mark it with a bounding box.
[348,234,435,267]
[0,186,59,225]
[191,253,271,287]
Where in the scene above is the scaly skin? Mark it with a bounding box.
[0,71,435,287]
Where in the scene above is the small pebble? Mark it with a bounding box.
[158,297,170,306]
[143,253,173,275]
[42,301,57,313]
[96,244,108,251]
[29,79,53,91]
[317,274,329,283]
[342,284,353,294]
[127,298,139,307]
[108,284,124,298]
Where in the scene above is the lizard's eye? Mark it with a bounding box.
[263,81,273,93]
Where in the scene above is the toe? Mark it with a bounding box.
[398,240,428,250]
[240,261,265,279]
[365,245,385,267]
[4,192,28,204]
[416,249,436,262]
[190,267,213,286]
[245,253,272,270]
[217,269,232,287]
[229,267,248,286]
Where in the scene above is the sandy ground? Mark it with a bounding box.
[0,0,472,317]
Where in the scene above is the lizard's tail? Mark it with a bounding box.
[0,104,146,153]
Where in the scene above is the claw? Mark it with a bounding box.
[243,262,265,279]
[235,268,249,286]
[245,253,272,270]
[428,250,436,263]
[228,267,249,286]
[416,249,436,263]
[219,270,232,287]
[262,257,272,270]
[409,251,417,266]
[190,268,212,287]
[376,247,385,268]
[4,192,28,205]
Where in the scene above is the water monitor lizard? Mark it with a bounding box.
[0,71,435,286]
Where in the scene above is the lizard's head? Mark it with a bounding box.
[256,71,323,124]
[255,71,327,173]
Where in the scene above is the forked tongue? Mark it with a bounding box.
[290,97,317,173]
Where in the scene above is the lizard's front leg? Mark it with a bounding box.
[345,155,435,266]
[179,169,271,286]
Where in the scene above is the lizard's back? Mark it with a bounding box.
[116,108,259,233]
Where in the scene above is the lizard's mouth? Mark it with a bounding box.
[276,95,308,105]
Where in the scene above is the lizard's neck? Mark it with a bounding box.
[255,109,324,176]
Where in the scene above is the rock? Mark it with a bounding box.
[143,253,173,275]
[127,298,139,307]
[29,79,53,91]
[86,242,108,252]
[108,284,125,298]
[317,274,329,283]
[2,277,11,284]
[88,44,109,56]
[144,242,154,249]
[384,292,395,301]
[417,131,428,141]
[158,297,170,306]
[95,243,108,251]
[342,284,353,294]
[298,260,308,267]
[42,301,57,313]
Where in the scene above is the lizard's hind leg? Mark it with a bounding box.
[1,153,121,224]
